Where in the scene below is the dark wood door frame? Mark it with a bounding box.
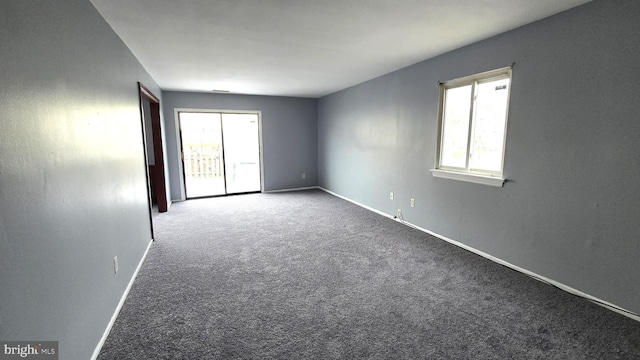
[138,82,168,214]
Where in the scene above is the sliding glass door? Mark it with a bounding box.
[179,112,261,198]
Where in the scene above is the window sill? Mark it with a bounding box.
[430,169,505,187]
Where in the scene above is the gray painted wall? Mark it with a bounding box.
[162,92,318,199]
[0,1,162,359]
[318,0,640,315]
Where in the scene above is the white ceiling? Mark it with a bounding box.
[90,0,590,98]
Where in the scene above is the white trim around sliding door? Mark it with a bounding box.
[173,108,264,201]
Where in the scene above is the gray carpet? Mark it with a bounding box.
[98,189,640,359]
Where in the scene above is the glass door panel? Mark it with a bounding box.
[179,112,226,198]
[221,113,261,194]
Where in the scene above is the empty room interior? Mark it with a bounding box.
[1,0,639,359]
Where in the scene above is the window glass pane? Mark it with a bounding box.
[180,113,226,198]
[221,114,261,194]
[441,85,472,168]
[470,78,509,172]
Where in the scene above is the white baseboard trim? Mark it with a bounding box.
[264,186,319,193]
[91,238,154,360]
[320,188,392,219]
[319,187,640,323]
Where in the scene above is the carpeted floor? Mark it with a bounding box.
[98,189,640,359]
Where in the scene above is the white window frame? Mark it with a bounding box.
[431,67,512,187]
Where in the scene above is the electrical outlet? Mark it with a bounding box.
[411,198,415,207]
[301,173,306,179]
[397,209,402,218]
[390,192,394,200]
[113,256,118,274]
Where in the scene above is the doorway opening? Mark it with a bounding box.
[178,111,262,198]
[138,83,169,241]
[139,83,168,213]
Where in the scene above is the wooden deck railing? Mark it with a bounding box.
[183,144,223,178]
